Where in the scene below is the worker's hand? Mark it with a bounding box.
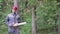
[13,23,19,28]
[13,23,18,27]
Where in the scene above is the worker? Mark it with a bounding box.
[5,6,21,34]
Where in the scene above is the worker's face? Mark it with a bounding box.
[12,9,17,13]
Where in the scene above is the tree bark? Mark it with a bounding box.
[32,7,37,34]
[57,0,60,34]
[14,0,18,7]
[58,11,60,34]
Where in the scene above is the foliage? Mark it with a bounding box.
[0,0,59,34]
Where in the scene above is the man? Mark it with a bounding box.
[5,6,21,34]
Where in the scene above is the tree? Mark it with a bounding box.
[57,0,60,34]
[32,7,37,34]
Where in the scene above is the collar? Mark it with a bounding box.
[11,13,17,16]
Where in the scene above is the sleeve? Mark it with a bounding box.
[17,15,21,23]
[5,16,9,26]
[5,16,13,26]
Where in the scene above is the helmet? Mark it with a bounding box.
[12,6,17,11]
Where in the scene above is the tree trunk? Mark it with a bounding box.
[58,12,60,34]
[57,0,60,34]
[32,7,37,34]
[14,0,18,6]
